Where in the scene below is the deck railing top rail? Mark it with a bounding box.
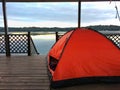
[99,31,120,35]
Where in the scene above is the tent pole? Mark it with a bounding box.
[78,0,81,28]
[2,0,10,56]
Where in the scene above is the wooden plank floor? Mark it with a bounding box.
[0,55,50,90]
[1,55,120,90]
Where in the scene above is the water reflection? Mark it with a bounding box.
[31,34,55,55]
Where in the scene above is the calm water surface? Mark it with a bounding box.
[31,34,55,55]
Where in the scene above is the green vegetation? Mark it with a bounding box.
[0,25,120,32]
[86,25,120,31]
[0,27,75,32]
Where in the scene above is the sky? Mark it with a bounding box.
[0,1,120,27]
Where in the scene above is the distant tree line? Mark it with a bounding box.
[0,25,120,32]
[0,27,75,32]
[86,25,120,31]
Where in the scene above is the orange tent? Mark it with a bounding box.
[47,28,120,88]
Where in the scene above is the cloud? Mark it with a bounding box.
[0,3,2,16]
[7,19,77,27]
[81,8,115,23]
[0,3,4,27]
[0,2,120,27]
[6,2,78,22]
[82,18,120,26]
[81,2,117,23]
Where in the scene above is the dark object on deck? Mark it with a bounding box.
[49,56,59,71]
[47,28,120,88]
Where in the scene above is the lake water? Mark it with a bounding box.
[31,34,56,55]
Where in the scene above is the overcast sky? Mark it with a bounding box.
[0,1,120,27]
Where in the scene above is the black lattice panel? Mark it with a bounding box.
[106,34,120,48]
[9,34,28,53]
[0,35,5,53]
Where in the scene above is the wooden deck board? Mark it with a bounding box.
[1,55,120,90]
[0,55,50,90]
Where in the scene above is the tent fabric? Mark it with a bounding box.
[47,28,120,88]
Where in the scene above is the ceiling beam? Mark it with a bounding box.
[0,0,120,2]
[78,0,81,28]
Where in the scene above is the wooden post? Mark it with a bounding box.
[78,0,81,28]
[55,32,59,42]
[2,0,10,56]
[28,32,31,56]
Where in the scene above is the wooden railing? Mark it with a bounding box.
[9,34,28,54]
[0,34,6,53]
[29,32,39,55]
[0,32,39,56]
[101,31,120,48]
[0,31,120,56]
[55,32,65,42]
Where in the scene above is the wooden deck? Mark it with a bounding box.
[0,55,50,90]
[0,55,120,90]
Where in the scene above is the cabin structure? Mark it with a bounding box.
[0,0,120,90]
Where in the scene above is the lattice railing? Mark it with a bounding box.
[105,34,120,48]
[0,31,119,55]
[0,33,39,55]
[0,35,5,53]
[9,34,28,53]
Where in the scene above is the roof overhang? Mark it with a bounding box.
[0,0,120,2]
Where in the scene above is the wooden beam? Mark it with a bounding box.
[78,0,81,28]
[0,0,120,2]
[2,0,10,56]
[55,32,59,42]
[28,32,31,56]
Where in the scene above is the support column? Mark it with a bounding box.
[28,32,31,56]
[2,0,10,56]
[55,32,59,42]
[78,0,81,28]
